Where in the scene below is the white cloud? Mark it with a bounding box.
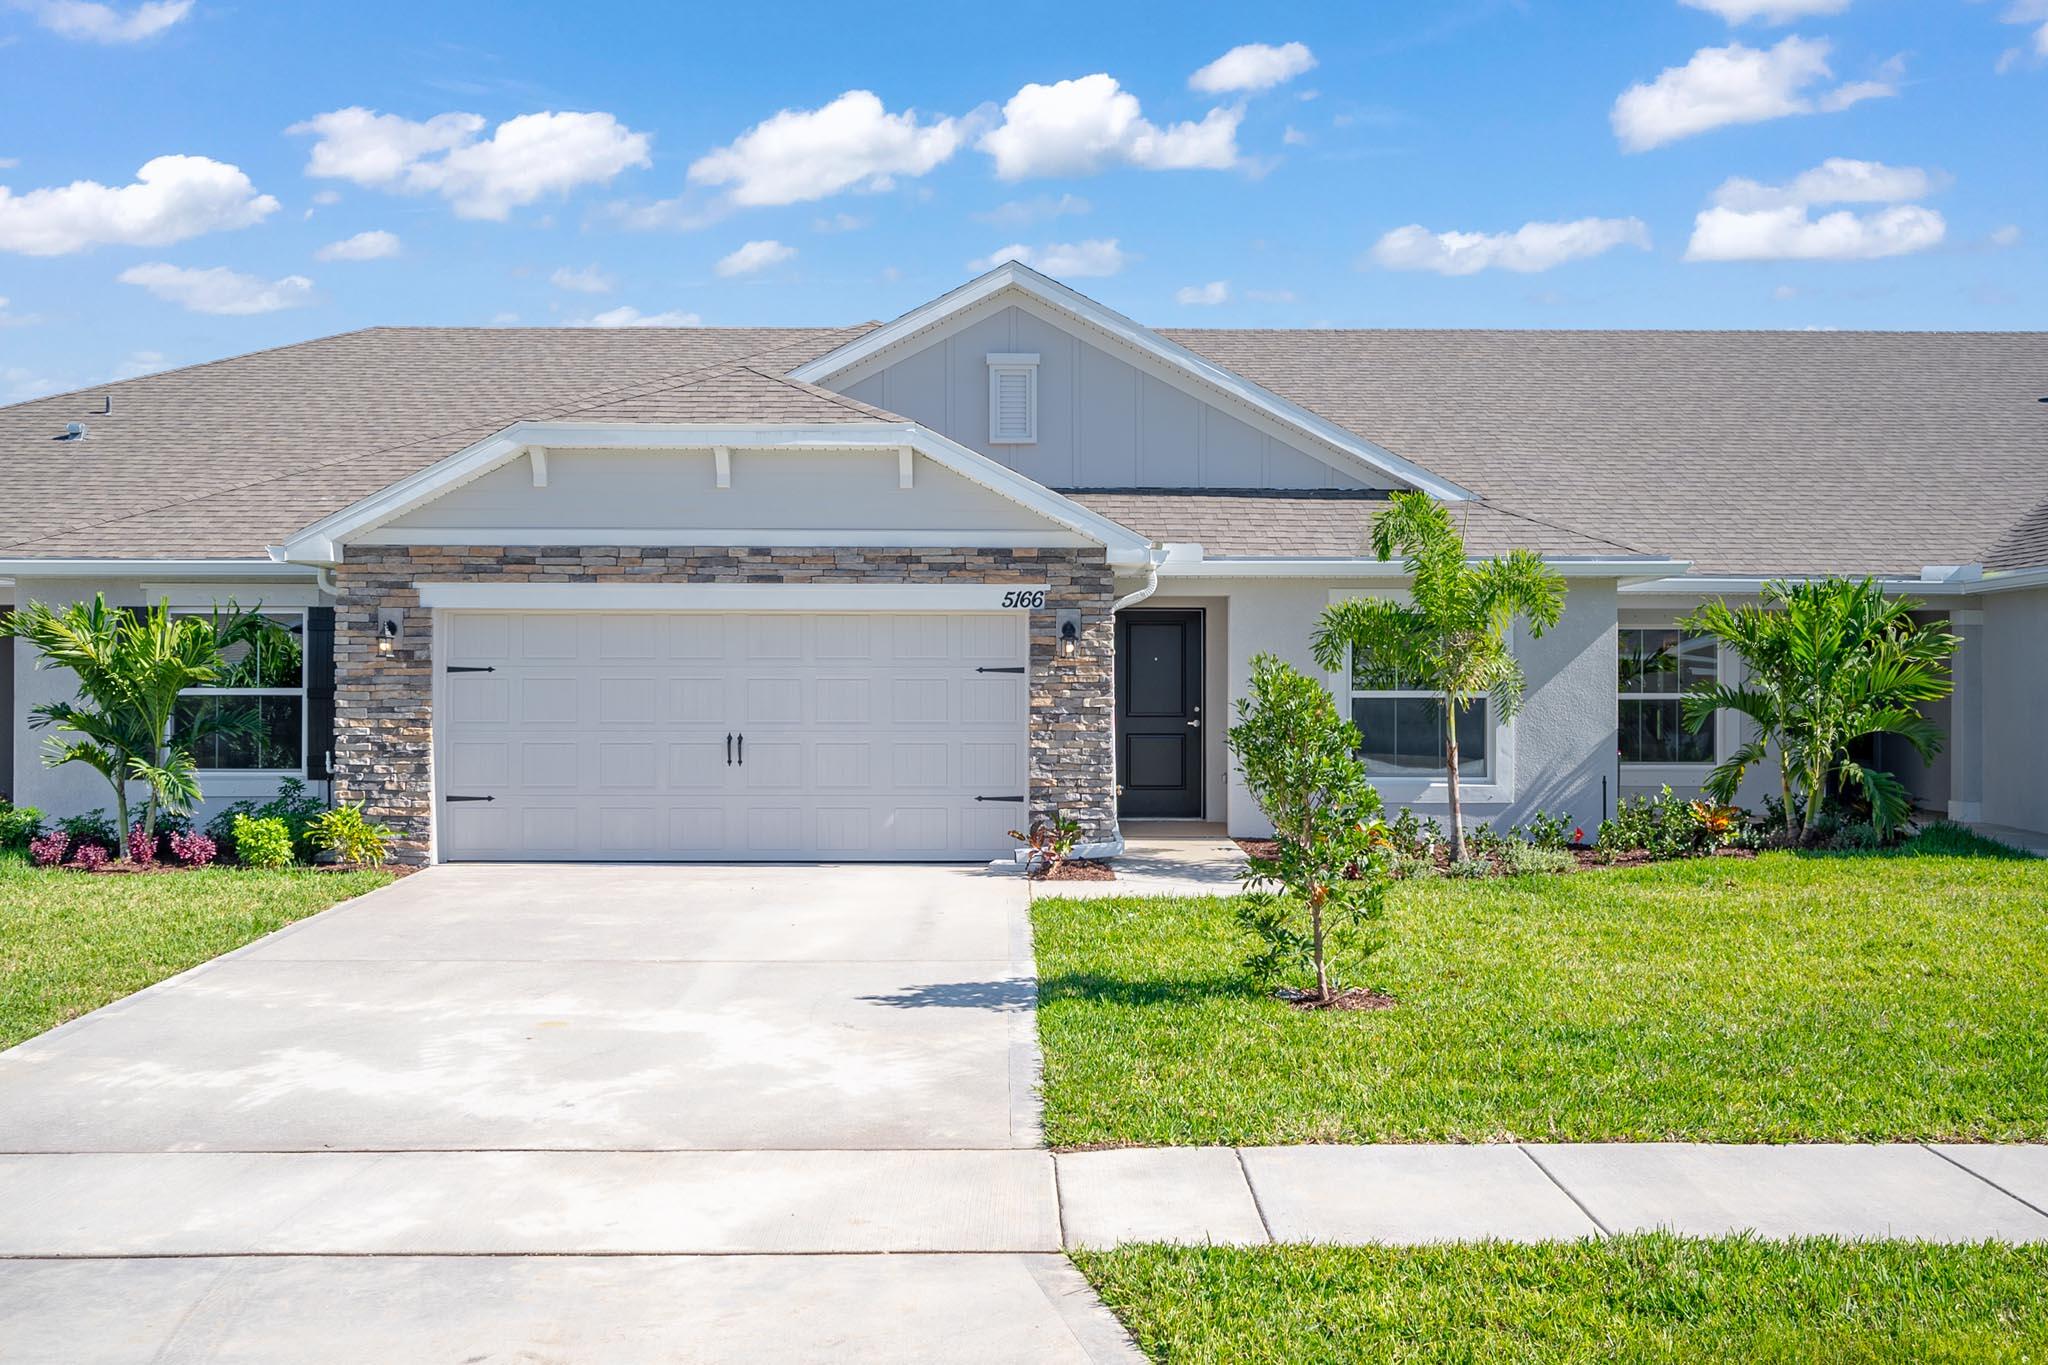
[1991,224,2023,247]
[1686,203,1944,260]
[1610,37,1896,152]
[549,263,614,293]
[978,74,1240,179]
[0,158,17,169]
[314,228,400,261]
[118,262,315,314]
[1709,157,1939,210]
[290,107,651,220]
[577,305,702,328]
[969,238,1129,277]
[27,0,191,43]
[1175,280,1230,305]
[0,294,38,326]
[1188,41,1317,94]
[1997,0,2048,70]
[812,211,866,232]
[1244,287,1297,303]
[0,154,277,256]
[715,238,796,277]
[1679,0,1849,23]
[311,189,342,206]
[114,348,168,377]
[1687,155,1947,261]
[1369,217,1652,275]
[687,90,962,207]
[1282,124,1309,147]
[972,193,1090,226]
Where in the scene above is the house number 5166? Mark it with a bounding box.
[999,590,1046,610]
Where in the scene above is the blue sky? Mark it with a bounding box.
[1,0,2041,401]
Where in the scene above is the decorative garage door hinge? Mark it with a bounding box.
[444,794,495,802]
[445,665,495,673]
[975,666,1025,674]
[973,795,1025,802]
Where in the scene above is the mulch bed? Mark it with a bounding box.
[1278,986,1399,1012]
[1235,836,1757,877]
[1031,858,1116,882]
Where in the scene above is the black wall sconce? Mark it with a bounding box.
[1055,608,1082,658]
[376,608,404,655]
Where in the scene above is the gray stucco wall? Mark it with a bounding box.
[1979,586,2048,836]
[1191,576,1620,840]
[838,304,1377,491]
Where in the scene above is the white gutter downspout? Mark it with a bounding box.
[1110,548,1165,613]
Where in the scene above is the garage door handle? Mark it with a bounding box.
[726,733,733,765]
[445,794,494,803]
[976,666,1026,674]
[445,665,495,673]
[737,733,744,766]
[974,795,1024,802]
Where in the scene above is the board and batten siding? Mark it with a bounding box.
[837,304,1381,491]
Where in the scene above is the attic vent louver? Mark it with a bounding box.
[57,422,86,441]
[987,353,1038,445]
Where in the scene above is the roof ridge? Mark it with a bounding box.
[0,327,390,415]
[0,326,878,555]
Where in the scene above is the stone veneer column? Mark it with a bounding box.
[332,545,1117,865]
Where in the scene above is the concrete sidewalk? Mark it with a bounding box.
[1056,1143,2048,1246]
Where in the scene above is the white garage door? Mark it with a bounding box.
[436,611,1030,861]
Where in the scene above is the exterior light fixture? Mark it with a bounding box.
[377,609,403,655]
[1055,609,1082,659]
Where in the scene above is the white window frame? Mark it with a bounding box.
[1324,588,1514,806]
[986,352,1039,445]
[1616,622,1727,783]
[173,606,310,779]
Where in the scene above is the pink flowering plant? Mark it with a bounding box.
[127,823,158,866]
[169,829,218,867]
[29,830,70,867]
[73,843,111,871]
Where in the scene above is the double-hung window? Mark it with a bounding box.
[1617,627,1716,765]
[1347,649,1489,780]
[173,610,308,773]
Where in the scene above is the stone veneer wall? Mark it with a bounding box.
[333,545,1117,864]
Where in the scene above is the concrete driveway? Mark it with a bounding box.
[0,865,1140,1364]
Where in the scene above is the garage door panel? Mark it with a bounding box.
[439,610,1028,862]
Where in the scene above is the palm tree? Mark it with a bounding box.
[1311,493,1567,862]
[2,596,262,853]
[1681,578,1957,843]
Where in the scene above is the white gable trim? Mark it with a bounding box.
[787,262,1475,502]
[273,419,1155,565]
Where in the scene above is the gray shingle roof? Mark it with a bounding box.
[1062,490,1648,560]
[0,325,877,558]
[1163,329,2048,577]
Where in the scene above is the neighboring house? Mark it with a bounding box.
[3,263,2044,862]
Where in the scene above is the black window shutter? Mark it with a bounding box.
[306,607,336,779]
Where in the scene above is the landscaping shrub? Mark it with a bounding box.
[55,809,118,849]
[208,779,325,862]
[28,831,69,867]
[231,814,295,870]
[1498,843,1576,877]
[126,823,158,867]
[1227,654,1391,1003]
[168,829,218,867]
[1509,809,1574,851]
[0,802,44,848]
[307,803,395,869]
[73,843,110,871]
[1597,786,1750,859]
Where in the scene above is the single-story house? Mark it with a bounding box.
[4,263,2045,862]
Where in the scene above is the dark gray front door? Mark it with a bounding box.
[1115,609,1203,818]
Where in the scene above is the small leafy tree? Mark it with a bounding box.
[1311,492,1567,862]
[0,596,263,853]
[1226,654,1390,1004]
[1682,578,1957,842]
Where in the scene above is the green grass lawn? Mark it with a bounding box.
[1075,1237,2048,1364]
[0,851,394,1049]
[1033,833,2048,1145]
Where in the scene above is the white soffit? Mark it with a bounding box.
[787,261,1475,502]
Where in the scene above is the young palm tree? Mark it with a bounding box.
[2,596,261,853]
[1681,578,1957,843]
[1311,493,1567,862]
